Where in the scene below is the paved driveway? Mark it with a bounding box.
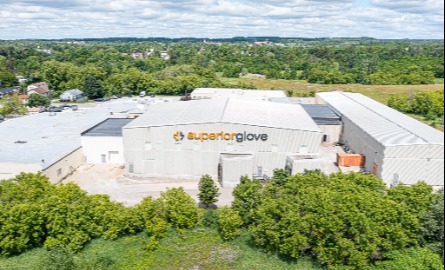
[63,164,234,207]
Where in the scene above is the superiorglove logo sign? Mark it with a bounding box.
[174,131,268,143]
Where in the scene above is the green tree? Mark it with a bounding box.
[388,95,411,113]
[218,207,243,241]
[83,76,104,99]
[0,71,17,87]
[421,190,444,261]
[198,175,220,208]
[365,248,444,270]
[28,93,51,107]
[232,176,263,225]
[0,95,26,116]
[161,188,198,229]
[249,172,434,268]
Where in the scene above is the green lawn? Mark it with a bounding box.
[221,77,444,104]
[0,229,323,270]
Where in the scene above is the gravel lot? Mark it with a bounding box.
[63,164,234,207]
[63,146,343,207]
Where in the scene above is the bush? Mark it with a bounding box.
[421,190,444,261]
[201,209,220,229]
[198,175,220,208]
[218,207,243,241]
[365,248,444,270]
[232,176,263,225]
[249,172,434,268]
[161,188,199,229]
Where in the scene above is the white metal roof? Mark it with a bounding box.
[125,98,321,132]
[192,88,287,100]
[0,99,140,169]
[317,92,444,146]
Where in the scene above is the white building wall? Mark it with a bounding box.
[124,123,322,180]
[340,116,444,187]
[43,147,84,184]
[319,125,342,145]
[340,116,385,178]
[81,136,125,164]
[0,163,42,181]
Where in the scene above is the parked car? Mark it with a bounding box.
[48,106,62,112]
[139,91,146,97]
[71,105,78,111]
[95,98,104,102]
[180,95,192,101]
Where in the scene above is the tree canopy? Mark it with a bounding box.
[0,39,442,97]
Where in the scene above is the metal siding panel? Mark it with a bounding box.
[427,160,445,187]
[124,122,321,179]
[317,92,444,146]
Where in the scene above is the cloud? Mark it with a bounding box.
[0,0,443,39]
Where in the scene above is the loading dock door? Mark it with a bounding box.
[219,154,254,188]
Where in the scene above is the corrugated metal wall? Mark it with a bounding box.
[123,123,322,180]
[340,116,385,178]
[220,155,254,187]
[341,116,444,187]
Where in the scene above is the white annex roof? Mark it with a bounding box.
[192,88,287,100]
[0,100,141,169]
[317,92,444,146]
[125,98,321,133]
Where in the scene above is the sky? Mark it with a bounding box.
[0,0,443,40]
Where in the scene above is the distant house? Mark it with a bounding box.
[28,87,49,96]
[16,76,27,85]
[131,50,153,60]
[27,82,50,96]
[59,89,85,102]
[19,95,29,104]
[160,51,171,60]
[0,88,15,99]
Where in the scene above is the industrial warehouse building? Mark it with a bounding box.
[317,92,444,188]
[0,100,142,183]
[81,118,135,164]
[191,88,288,101]
[123,98,322,187]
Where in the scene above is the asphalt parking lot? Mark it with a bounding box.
[63,164,234,207]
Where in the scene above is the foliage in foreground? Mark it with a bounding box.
[0,172,443,270]
[0,173,199,256]
[233,170,440,269]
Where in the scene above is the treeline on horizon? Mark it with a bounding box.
[0,39,443,97]
[1,37,444,43]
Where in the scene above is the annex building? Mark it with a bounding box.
[0,100,142,183]
[123,97,322,187]
[317,92,444,188]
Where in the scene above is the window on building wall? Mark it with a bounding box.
[101,154,106,163]
[57,168,62,176]
[323,135,329,143]
[128,163,134,173]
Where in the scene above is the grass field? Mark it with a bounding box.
[0,229,322,270]
[222,77,444,104]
